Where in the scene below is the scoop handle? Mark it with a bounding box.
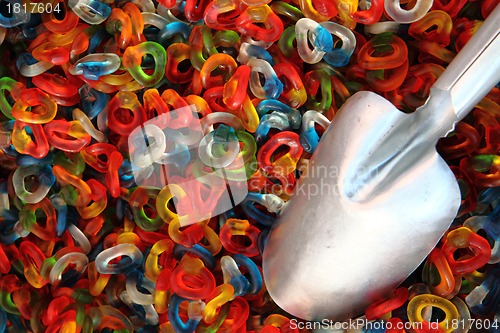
[432,4,500,121]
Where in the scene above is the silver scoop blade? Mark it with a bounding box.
[263,4,500,322]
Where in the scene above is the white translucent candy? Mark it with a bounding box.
[130,0,155,12]
[120,290,159,325]
[450,297,471,333]
[201,112,245,135]
[296,18,329,64]
[49,252,88,286]
[248,58,282,99]
[237,42,253,65]
[130,124,167,169]
[67,223,92,254]
[188,300,206,321]
[142,12,169,29]
[320,21,356,67]
[73,108,106,142]
[465,284,488,308]
[302,110,331,133]
[385,0,433,24]
[464,215,500,264]
[13,165,52,204]
[365,21,401,35]
[157,3,185,23]
[69,53,121,80]
[221,256,240,284]
[19,60,53,77]
[68,0,110,25]
[198,131,240,168]
[126,274,155,305]
[95,243,143,274]
[240,35,274,50]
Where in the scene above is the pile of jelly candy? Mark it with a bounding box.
[0,0,498,332]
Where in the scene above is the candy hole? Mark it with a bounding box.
[333,37,343,49]
[24,174,40,193]
[314,123,325,135]
[61,269,82,287]
[52,130,74,141]
[178,59,192,73]
[475,264,488,274]
[137,285,152,295]
[2,90,15,107]
[253,22,267,29]
[211,66,225,79]
[141,54,155,69]
[167,197,178,214]
[198,182,212,201]
[31,105,48,116]
[428,263,441,286]
[231,234,253,247]
[131,302,147,317]
[52,239,66,254]
[217,46,238,59]
[179,300,190,317]
[116,108,135,124]
[453,248,474,260]
[98,154,108,164]
[314,85,323,103]
[23,124,36,142]
[146,106,162,120]
[395,0,416,10]
[143,135,156,149]
[34,208,48,228]
[306,31,315,51]
[26,254,39,269]
[117,255,132,267]
[211,141,230,158]
[201,48,211,62]
[271,145,290,162]
[109,255,123,265]
[476,228,494,248]
[218,9,240,22]
[199,236,210,247]
[428,306,446,322]
[144,200,158,219]
[424,24,438,34]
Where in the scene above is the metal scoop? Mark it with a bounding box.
[263,4,500,322]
